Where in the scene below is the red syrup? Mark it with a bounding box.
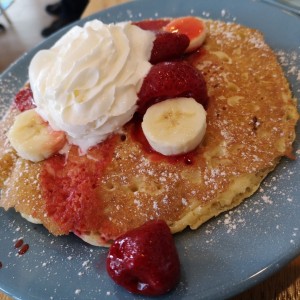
[18,244,30,256]
[40,136,118,235]
[14,238,29,255]
[14,239,24,248]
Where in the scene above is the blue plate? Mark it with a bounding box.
[0,0,299,299]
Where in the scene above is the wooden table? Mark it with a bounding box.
[1,0,299,299]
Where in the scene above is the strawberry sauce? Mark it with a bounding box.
[14,239,24,248]
[14,87,35,112]
[14,239,30,255]
[40,135,118,234]
[18,244,29,256]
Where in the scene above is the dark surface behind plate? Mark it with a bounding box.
[0,0,299,299]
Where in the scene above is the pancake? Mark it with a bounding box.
[0,19,298,246]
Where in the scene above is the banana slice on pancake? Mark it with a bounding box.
[7,109,66,162]
[141,97,207,155]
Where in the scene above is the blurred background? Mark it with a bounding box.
[0,0,55,73]
[0,0,129,74]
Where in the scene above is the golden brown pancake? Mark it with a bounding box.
[0,20,298,246]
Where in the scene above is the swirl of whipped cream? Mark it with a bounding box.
[29,20,155,152]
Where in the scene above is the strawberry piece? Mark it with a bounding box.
[133,19,189,64]
[133,19,171,31]
[14,87,35,112]
[106,220,180,296]
[150,31,189,64]
[137,61,208,114]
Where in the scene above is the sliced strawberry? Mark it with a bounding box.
[133,19,171,31]
[14,87,36,112]
[137,61,208,114]
[133,19,189,64]
[150,31,189,64]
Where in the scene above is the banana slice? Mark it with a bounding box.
[141,97,206,156]
[7,109,66,162]
[164,16,207,52]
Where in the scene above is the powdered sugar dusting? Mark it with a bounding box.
[0,73,24,120]
[203,151,299,247]
[277,50,300,93]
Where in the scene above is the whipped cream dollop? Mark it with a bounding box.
[29,20,155,152]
